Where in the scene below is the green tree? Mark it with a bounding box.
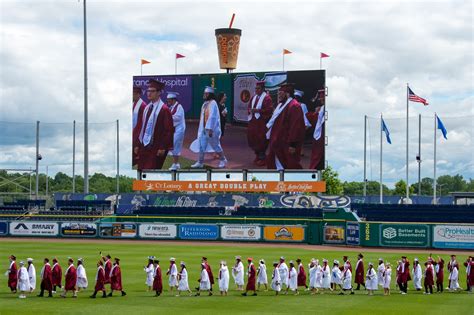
[410,177,434,196]
[393,180,414,196]
[322,166,343,195]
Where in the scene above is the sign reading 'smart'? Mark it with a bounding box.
[379,224,429,248]
[10,222,59,236]
[133,180,326,193]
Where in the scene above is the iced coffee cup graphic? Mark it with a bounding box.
[215,28,242,70]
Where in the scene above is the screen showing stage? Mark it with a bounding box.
[132,70,325,170]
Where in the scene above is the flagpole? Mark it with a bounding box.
[320,56,322,70]
[417,113,422,195]
[282,53,285,71]
[175,56,177,75]
[363,115,367,197]
[83,0,89,194]
[433,113,437,205]
[405,83,409,201]
[380,114,383,204]
[141,63,143,76]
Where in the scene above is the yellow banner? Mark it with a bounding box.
[263,226,305,242]
[133,180,326,193]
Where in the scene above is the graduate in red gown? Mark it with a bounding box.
[90,260,107,298]
[61,258,77,298]
[51,258,62,293]
[398,256,411,294]
[7,255,17,293]
[134,79,174,170]
[102,254,112,285]
[108,258,126,297]
[266,83,306,170]
[242,258,257,296]
[434,256,444,292]
[132,86,147,167]
[202,257,214,291]
[463,256,474,292]
[296,258,308,289]
[152,259,163,297]
[38,258,53,297]
[306,104,325,169]
[424,259,435,294]
[247,80,273,166]
[354,253,365,290]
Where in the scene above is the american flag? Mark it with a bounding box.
[408,87,429,106]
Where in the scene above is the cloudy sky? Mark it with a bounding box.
[0,0,472,187]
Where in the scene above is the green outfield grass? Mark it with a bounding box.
[0,239,472,315]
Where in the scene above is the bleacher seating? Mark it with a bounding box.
[33,210,101,221]
[134,206,323,218]
[351,203,474,223]
[56,200,111,211]
[4,199,46,209]
[0,206,29,220]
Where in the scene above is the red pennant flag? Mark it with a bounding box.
[320,52,330,58]
[141,59,151,65]
[176,53,185,59]
[283,49,292,55]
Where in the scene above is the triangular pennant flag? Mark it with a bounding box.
[320,52,330,58]
[141,59,151,65]
[176,53,185,59]
[283,49,292,55]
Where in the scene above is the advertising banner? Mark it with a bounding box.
[379,224,429,247]
[9,222,58,236]
[179,224,219,240]
[0,222,8,236]
[61,222,97,237]
[433,225,474,249]
[323,224,346,244]
[139,224,177,239]
[133,180,326,193]
[263,225,305,242]
[346,222,360,245]
[221,225,261,241]
[99,223,137,238]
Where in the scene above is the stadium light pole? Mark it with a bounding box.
[83,0,89,193]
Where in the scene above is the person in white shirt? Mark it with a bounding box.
[277,257,289,291]
[232,256,244,291]
[17,261,30,299]
[218,261,230,296]
[177,261,192,296]
[448,262,460,291]
[321,259,331,290]
[314,259,323,291]
[167,258,178,293]
[271,262,281,295]
[166,92,186,170]
[76,258,88,292]
[377,258,386,288]
[383,263,392,296]
[144,256,154,291]
[257,259,268,291]
[196,263,212,296]
[27,258,36,292]
[366,262,378,296]
[191,86,227,169]
[308,259,318,294]
[331,260,342,291]
[412,258,422,291]
[340,264,353,295]
[287,261,299,295]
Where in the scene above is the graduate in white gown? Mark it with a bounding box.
[232,256,244,290]
[257,259,268,291]
[383,263,392,296]
[76,258,88,292]
[340,265,353,295]
[197,263,212,296]
[218,261,230,295]
[308,259,318,294]
[167,258,178,293]
[277,257,289,290]
[366,262,378,295]
[167,92,186,170]
[27,258,36,292]
[287,261,299,295]
[17,261,30,299]
[331,260,342,291]
[177,261,192,296]
[271,262,281,295]
[449,264,460,291]
[321,259,331,290]
[377,258,386,288]
[412,258,422,291]
[144,256,155,291]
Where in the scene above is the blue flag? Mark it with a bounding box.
[381,118,392,144]
[437,115,447,140]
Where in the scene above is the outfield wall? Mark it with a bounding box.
[0,219,472,250]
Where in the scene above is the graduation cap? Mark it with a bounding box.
[279,256,285,261]
[255,80,266,87]
[273,261,279,266]
[170,257,176,262]
[114,258,120,262]
[333,260,339,265]
[358,253,364,258]
[202,257,208,261]
[148,79,165,91]
[27,258,34,262]
[180,261,186,265]
[9,255,16,260]
[19,261,25,266]
[260,259,265,264]
[235,256,241,260]
[247,257,253,262]
[204,86,215,93]
[167,92,179,99]
[148,256,155,260]
[296,258,302,263]
[279,83,294,94]
[294,89,304,98]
